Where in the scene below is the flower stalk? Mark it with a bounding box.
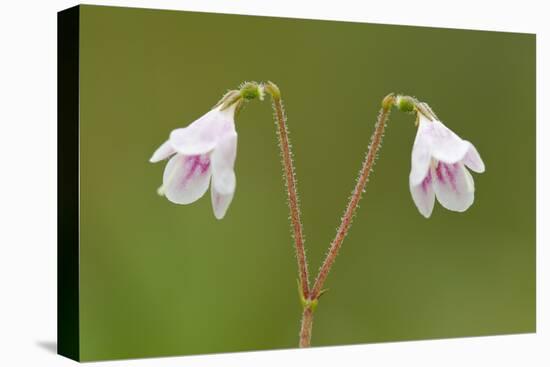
[265,81,310,300]
[310,93,395,300]
[299,306,314,348]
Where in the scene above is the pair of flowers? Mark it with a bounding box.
[150,94,485,219]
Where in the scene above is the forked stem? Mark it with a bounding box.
[265,84,396,348]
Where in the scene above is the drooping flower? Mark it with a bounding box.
[149,103,238,219]
[409,106,485,218]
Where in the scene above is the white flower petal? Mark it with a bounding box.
[149,140,176,163]
[409,169,435,218]
[432,161,475,212]
[211,183,235,220]
[462,142,485,173]
[211,132,238,195]
[420,116,470,164]
[410,118,433,185]
[169,105,237,156]
[162,154,212,205]
[209,132,237,219]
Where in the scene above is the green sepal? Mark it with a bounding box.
[317,288,329,299]
[396,95,417,113]
[239,81,264,101]
[415,102,439,121]
[297,279,322,313]
[215,89,241,111]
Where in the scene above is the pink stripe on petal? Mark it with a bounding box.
[421,169,432,194]
[182,155,211,184]
[432,162,474,212]
[435,161,445,184]
[163,154,212,205]
[442,163,458,192]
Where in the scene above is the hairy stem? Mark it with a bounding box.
[299,306,314,348]
[265,82,310,299]
[310,94,395,299]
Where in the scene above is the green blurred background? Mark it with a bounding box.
[78,5,535,361]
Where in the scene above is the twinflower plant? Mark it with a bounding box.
[149,84,485,348]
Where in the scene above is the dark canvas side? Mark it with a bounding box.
[57,5,80,362]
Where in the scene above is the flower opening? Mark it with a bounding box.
[150,103,239,219]
[409,109,485,218]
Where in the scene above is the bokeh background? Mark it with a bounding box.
[78,5,536,361]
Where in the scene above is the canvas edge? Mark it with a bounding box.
[57,4,81,362]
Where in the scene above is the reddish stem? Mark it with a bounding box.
[267,84,310,299]
[299,306,314,348]
[310,95,395,299]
